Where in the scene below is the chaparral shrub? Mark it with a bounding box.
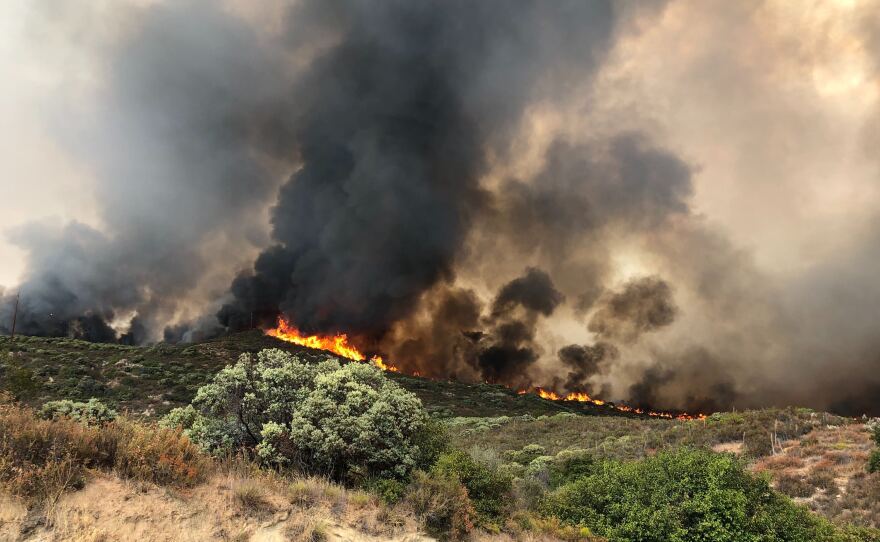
[405,470,475,541]
[39,398,117,426]
[160,348,428,481]
[432,449,512,524]
[543,448,842,542]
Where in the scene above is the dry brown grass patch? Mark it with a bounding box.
[0,401,211,508]
[756,454,804,471]
[232,479,273,514]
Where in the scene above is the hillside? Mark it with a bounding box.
[1,332,879,541]
[0,332,641,419]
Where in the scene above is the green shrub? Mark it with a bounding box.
[543,448,840,542]
[432,450,512,523]
[743,428,773,457]
[505,444,546,465]
[405,471,475,541]
[367,477,407,505]
[868,450,880,474]
[161,348,427,481]
[413,418,450,469]
[548,449,597,489]
[39,398,117,426]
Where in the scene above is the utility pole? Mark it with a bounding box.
[10,292,19,339]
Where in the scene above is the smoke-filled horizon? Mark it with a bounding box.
[2,0,880,415]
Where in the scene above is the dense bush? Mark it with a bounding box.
[548,449,597,489]
[868,451,880,474]
[776,472,816,498]
[39,398,117,425]
[505,444,547,465]
[367,477,407,505]
[405,470,475,541]
[543,448,841,542]
[161,349,428,480]
[869,426,880,474]
[432,450,512,523]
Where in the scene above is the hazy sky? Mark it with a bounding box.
[2,0,875,284]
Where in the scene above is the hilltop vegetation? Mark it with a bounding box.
[0,332,593,419]
[1,334,879,541]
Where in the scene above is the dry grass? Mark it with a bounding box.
[755,454,804,471]
[404,470,475,541]
[231,479,272,514]
[2,472,432,542]
[284,514,330,541]
[0,401,209,508]
[748,422,880,529]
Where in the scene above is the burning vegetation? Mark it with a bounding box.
[266,317,704,421]
[268,318,398,373]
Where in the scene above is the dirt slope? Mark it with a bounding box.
[1,474,434,542]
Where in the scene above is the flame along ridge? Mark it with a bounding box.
[266,318,704,421]
[267,318,398,372]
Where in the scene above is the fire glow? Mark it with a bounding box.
[266,318,703,421]
[267,318,398,372]
[518,387,705,420]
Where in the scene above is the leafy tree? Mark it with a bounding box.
[160,348,427,480]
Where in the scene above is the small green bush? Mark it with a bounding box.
[868,450,880,474]
[367,477,407,505]
[743,428,773,457]
[39,398,117,426]
[505,444,546,465]
[432,450,512,523]
[413,418,450,469]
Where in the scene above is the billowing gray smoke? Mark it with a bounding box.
[1,1,285,342]
[588,277,677,343]
[7,0,880,416]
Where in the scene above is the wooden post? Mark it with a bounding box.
[10,292,19,339]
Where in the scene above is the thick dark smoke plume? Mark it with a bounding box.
[468,134,693,319]
[218,0,621,339]
[475,268,565,385]
[492,268,566,318]
[627,348,739,415]
[557,342,617,393]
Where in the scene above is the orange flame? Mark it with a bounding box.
[266,318,702,420]
[267,318,398,372]
[522,387,703,420]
